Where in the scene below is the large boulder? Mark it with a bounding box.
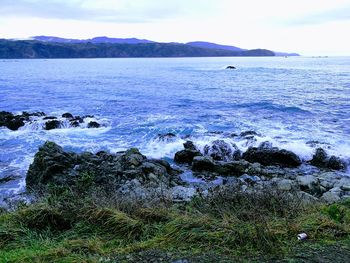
[174,142,202,164]
[309,148,346,171]
[242,146,301,168]
[192,156,215,172]
[0,111,26,131]
[203,140,241,161]
[26,141,180,191]
[45,120,61,130]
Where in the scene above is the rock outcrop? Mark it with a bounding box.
[26,141,180,191]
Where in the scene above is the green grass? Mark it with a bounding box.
[1,185,350,262]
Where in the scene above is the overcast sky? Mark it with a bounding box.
[0,0,349,55]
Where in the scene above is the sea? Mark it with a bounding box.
[1,56,350,203]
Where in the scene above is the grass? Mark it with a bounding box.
[0,184,350,262]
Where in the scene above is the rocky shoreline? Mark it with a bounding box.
[0,111,104,131]
[25,138,350,204]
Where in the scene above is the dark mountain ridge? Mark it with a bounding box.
[0,39,277,59]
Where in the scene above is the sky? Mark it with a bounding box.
[0,0,350,55]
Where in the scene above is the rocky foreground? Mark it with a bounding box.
[26,139,350,203]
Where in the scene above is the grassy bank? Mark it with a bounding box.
[1,184,350,262]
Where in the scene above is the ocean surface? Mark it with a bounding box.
[1,56,350,202]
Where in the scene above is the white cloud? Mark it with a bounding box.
[0,0,349,55]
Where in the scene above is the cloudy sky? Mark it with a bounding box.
[0,0,349,55]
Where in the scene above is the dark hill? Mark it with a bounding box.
[0,40,276,59]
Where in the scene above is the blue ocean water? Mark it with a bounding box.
[1,56,350,200]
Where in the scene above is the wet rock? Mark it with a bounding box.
[43,116,57,120]
[62,112,73,119]
[0,111,26,130]
[6,118,25,131]
[192,156,215,172]
[44,120,61,130]
[183,141,197,151]
[26,141,179,192]
[157,133,176,141]
[240,131,259,137]
[309,148,346,171]
[226,66,236,69]
[242,146,301,168]
[328,156,346,170]
[87,121,100,128]
[174,149,202,164]
[213,160,250,176]
[204,140,241,161]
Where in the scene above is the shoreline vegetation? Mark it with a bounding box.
[1,111,350,262]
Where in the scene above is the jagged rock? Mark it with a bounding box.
[45,120,61,130]
[174,149,202,164]
[273,178,294,191]
[157,133,176,141]
[321,188,342,203]
[171,186,196,202]
[192,156,215,172]
[62,112,73,119]
[204,140,241,161]
[26,141,179,191]
[243,146,301,168]
[296,174,323,196]
[0,111,26,130]
[213,160,250,176]
[309,148,346,171]
[87,121,100,128]
[240,131,259,137]
[183,141,197,151]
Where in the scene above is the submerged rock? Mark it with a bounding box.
[226,66,236,69]
[242,146,301,168]
[87,121,100,128]
[26,141,180,192]
[157,133,176,141]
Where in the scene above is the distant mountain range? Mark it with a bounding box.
[0,36,299,59]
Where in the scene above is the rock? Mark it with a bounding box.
[171,186,196,202]
[183,141,197,151]
[321,189,341,203]
[174,149,202,164]
[239,174,261,185]
[309,148,346,171]
[192,156,215,172]
[328,156,346,170]
[0,111,26,130]
[157,133,176,141]
[62,112,73,119]
[226,66,236,69]
[6,118,25,131]
[296,174,321,195]
[26,141,179,192]
[87,121,100,128]
[242,146,301,168]
[213,160,250,176]
[204,140,241,161]
[45,120,61,130]
[240,131,259,137]
[273,178,294,191]
[43,116,57,120]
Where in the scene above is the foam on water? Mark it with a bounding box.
[1,57,350,202]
